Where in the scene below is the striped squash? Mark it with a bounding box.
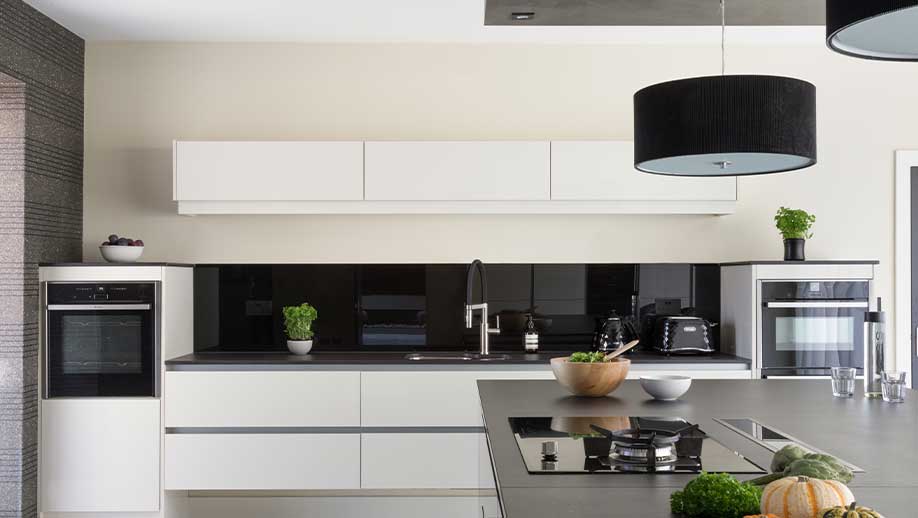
[761,476,855,518]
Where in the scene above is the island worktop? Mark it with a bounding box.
[478,379,917,518]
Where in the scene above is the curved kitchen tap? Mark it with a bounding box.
[466,259,502,358]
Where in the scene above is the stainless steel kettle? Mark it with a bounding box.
[592,310,625,353]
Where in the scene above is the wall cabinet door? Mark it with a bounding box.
[361,370,554,427]
[165,371,361,427]
[174,141,364,201]
[40,400,160,512]
[550,141,736,201]
[361,433,493,489]
[365,141,550,201]
[165,434,360,490]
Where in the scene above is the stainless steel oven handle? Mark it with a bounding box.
[47,304,152,311]
[764,301,869,309]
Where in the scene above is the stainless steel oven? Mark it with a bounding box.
[760,280,869,377]
[43,282,160,398]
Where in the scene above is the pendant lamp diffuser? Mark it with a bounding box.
[827,0,918,61]
[633,75,817,177]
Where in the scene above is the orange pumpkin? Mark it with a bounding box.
[761,476,855,518]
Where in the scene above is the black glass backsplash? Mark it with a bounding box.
[193,264,720,353]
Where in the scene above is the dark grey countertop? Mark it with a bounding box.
[478,379,917,518]
[720,260,879,266]
[164,351,751,367]
[39,262,194,267]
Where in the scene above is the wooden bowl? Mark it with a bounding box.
[550,357,631,397]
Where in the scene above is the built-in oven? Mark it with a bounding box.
[760,280,869,377]
[43,282,160,398]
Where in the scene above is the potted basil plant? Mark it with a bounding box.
[774,207,816,261]
[282,303,318,355]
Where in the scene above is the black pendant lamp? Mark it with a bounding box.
[827,0,918,61]
[633,1,817,177]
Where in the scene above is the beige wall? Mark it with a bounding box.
[84,41,916,345]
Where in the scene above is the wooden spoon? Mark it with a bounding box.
[604,339,639,361]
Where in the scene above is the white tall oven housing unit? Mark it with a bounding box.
[37,265,193,517]
[720,261,879,379]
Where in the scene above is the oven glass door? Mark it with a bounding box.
[761,302,865,373]
[46,305,156,397]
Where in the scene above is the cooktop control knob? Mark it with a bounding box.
[541,440,558,460]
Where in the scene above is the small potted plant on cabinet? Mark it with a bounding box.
[774,207,816,261]
[282,303,318,355]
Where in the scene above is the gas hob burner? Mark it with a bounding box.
[593,422,703,470]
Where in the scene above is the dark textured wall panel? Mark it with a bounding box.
[0,1,83,517]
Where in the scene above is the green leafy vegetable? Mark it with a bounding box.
[670,472,762,518]
[568,351,606,363]
[282,303,318,340]
[774,206,816,240]
[749,445,854,486]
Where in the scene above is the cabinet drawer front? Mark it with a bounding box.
[550,141,736,201]
[165,371,360,427]
[361,371,553,427]
[174,141,364,201]
[165,434,360,490]
[361,433,493,489]
[365,141,550,201]
[40,400,160,513]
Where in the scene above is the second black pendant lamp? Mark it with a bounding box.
[827,0,918,61]
[633,1,817,177]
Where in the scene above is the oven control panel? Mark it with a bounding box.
[47,283,156,304]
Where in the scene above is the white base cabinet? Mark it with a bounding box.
[165,434,360,490]
[165,371,360,427]
[361,370,554,427]
[40,399,161,513]
[361,433,493,489]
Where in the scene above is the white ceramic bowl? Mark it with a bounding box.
[99,245,144,263]
[287,340,313,355]
[640,375,692,401]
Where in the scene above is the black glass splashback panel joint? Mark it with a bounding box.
[193,263,721,353]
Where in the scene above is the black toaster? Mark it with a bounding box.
[653,316,715,355]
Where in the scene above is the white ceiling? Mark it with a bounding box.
[25,0,823,45]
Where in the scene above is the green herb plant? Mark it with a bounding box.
[774,207,816,240]
[568,351,606,363]
[282,303,318,341]
[670,472,763,518]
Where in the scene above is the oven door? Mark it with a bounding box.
[761,301,867,375]
[45,304,157,398]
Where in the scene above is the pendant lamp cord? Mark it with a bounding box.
[720,0,726,76]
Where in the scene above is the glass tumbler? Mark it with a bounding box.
[881,371,906,403]
[831,367,856,398]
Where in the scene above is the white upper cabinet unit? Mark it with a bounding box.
[173,141,364,202]
[550,141,736,202]
[364,141,550,201]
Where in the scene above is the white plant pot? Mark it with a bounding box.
[287,340,313,355]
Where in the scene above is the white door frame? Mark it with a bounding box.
[894,151,918,386]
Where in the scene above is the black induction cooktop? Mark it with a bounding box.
[510,416,766,474]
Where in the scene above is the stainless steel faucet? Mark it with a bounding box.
[466,259,500,357]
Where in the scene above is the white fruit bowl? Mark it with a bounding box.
[100,245,144,263]
[640,375,692,401]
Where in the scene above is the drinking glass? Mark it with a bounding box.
[830,367,856,398]
[881,371,907,403]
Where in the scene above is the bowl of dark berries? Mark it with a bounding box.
[100,234,144,263]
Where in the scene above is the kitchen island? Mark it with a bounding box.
[478,379,917,518]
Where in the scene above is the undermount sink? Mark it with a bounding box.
[403,352,511,362]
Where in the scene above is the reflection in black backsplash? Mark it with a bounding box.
[193,264,720,353]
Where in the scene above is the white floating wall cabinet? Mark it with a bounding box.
[173,140,364,210]
[364,141,550,201]
[173,140,736,214]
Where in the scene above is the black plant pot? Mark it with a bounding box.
[783,238,806,261]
